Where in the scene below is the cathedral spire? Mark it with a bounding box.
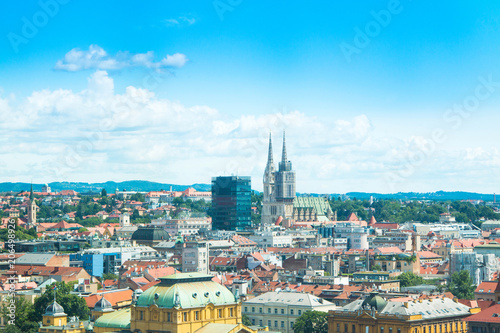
[267,132,274,169]
[281,130,287,163]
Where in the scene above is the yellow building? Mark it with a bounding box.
[39,300,89,333]
[95,272,260,333]
[328,292,480,333]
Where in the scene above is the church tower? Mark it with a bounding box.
[261,131,296,225]
[263,133,275,203]
[275,131,296,202]
[27,184,37,228]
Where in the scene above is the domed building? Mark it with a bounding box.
[329,292,480,333]
[39,300,90,333]
[92,296,114,320]
[131,226,170,246]
[95,272,258,333]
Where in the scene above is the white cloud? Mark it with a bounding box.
[2,71,499,193]
[54,45,188,72]
[164,16,196,27]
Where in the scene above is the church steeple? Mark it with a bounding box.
[281,131,287,163]
[30,183,33,200]
[266,132,274,172]
[278,131,292,172]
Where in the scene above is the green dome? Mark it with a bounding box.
[362,292,387,311]
[94,308,131,329]
[136,273,237,309]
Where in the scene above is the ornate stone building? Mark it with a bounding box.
[262,132,334,225]
[328,292,479,333]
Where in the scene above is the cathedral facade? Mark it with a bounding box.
[262,132,296,225]
[262,133,335,226]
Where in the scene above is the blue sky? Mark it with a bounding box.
[2,1,500,193]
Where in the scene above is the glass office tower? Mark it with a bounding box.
[211,176,252,231]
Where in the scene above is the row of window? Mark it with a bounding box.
[336,322,465,333]
[244,306,302,316]
[250,319,295,329]
[138,308,234,322]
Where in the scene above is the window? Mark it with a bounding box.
[268,320,271,327]
[244,307,248,312]
[345,324,349,332]
[337,324,341,332]
[259,308,263,313]
[281,309,285,314]
[268,308,271,313]
[275,308,278,314]
[275,321,278,327]
[140,311,144,320]
[218,309,222,318]
[230,308,233,317]
[381,327,384,333]
[353,325,356,333]
[259,320,263,326]
[389,328,393,333]
[298,310,302,316]
[398,329,401,333]
[252,307,255,313]
[184,312,187,321]
[252,319,255,325]
[292,322,294,328]
[167,312,171,322]
[195,311,199,320]
[281,321,285,328]
[291,309,294,315]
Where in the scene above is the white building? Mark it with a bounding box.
[334,222,369,250]
[151,216,212,236]
[242,291,337,333]
[182,240,209,274]
[248,231,293,248]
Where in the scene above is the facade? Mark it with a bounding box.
[128,273,251,333]
[211,176,251,231]
[248,231,293,248]
[152,216,212,236]
[335,222,369,250]
[182,240,209,274]
[262,133,296,225]
[329,293,479,333]
[449,252,499,285]
[242,291,337,333]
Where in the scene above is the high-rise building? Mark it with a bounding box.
[211,176,251,231]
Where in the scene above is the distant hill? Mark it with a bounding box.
[0,181,211,193]
[0,182,495,201]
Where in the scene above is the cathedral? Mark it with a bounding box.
[262,132,334,226]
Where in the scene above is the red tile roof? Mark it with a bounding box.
[465,303,500,323]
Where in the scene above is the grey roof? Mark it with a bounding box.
[340,297,471,320]
[45,301,66,316]
[16,253,55,265]
[94,296,113,311]
[244,291,335,308]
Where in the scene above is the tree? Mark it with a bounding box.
[102,273,118,281]
[448,270,475,300]
[294,310,328,333]
[1,297,38,333]
[242,314,252,326]
[101,189,107,197]
[371,264,381,271]
[398,271,424,288]
[32,282,90,321]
